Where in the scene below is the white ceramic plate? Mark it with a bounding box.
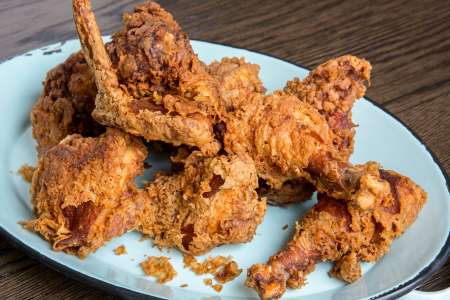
[0,39,448,300]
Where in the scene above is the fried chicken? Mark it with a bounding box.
[25,127,265,257]
[139,152,266,255]
[23,128,147,258]
[207,57,266,112]
[207,57,317,205]
[31,51,103,155]
[246,171,427,299]
[284,55,371,159]
[215,56,373,208]
[72,0,221,154]
[220,63,409,210]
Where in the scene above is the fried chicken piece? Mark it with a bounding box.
[23,128,147,258]
[246,171,427,299]
[207,57,265,112]
[284,55,371,159]
[222,80,417,210]
[207,57,317,205]
[72,0,220,154]
[138,152,266,255]
[31,51,104,155]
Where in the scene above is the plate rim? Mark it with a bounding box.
[0,39,448,300]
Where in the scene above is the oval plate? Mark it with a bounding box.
[0,39,448,300]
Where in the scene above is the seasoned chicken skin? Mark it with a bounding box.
[246,171,427,299]
[207,57,266,112]
[285,55,371,159]
[24,130,265,257]
[72,0,220,154]
[24,128,147,258]
[31,51,103,155]
[139,152,266,255]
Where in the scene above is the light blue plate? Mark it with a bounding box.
[0,39,448,300]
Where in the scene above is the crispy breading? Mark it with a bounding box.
[31,51,104,155]
[140,256,177,284]
[207,57,265,112]
[246,171,427,299]
[284,55,371,159]
[23,128,147,258]
[72,0,220,154]
[139,152,266,255]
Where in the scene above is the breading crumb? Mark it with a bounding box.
[212,284,223,292]
[183,254,242,285]
[282,224,288,230]
[140,256,177,284]
[18,165,35,182]
[214,261,242,283]
[180,283,188,288]
[114,245,127,255]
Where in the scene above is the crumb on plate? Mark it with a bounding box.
[140,256,177,284]
[18,165,35,182]
[203,278,212,286]
[212,284,223,292]
[180,283,188,288]
[114,245,127,255]
[214,261,242,283]
[282,224,288,230]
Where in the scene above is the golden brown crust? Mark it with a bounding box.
[139,152,266,255]
[246,171,427,299]
[23,128,147,257]
[31,51,104,155]
[207,57,265,112]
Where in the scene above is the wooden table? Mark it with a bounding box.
[0,0,448,298]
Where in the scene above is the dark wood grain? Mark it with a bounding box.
[0,0,448,298]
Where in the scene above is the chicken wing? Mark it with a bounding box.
[139,152,266,255]
[222,79,415,210]
[31,51,104,155]
[23,128,147,257]
[284,55,371,159]
[72,0,220,154]
[246,170,427,299]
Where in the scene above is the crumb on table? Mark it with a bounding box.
[114,245,127,255]
[140,256,177,284]
[18,165,35,182]
[183,254,242,286]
